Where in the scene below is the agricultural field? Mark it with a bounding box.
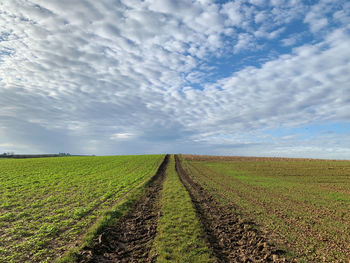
[0,155,164,263]
[180,155,350,262]
[79,155,287,262]
[2,153,350,263]
[78,155,214,263]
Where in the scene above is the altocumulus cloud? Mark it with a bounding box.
[0,0,349,158]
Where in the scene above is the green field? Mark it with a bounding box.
[0,155,164,262]
[181,155,350,262]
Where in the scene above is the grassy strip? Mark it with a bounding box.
[57,155,166,263]
[150,155,213,262]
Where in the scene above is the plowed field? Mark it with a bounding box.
[180,154,350,262]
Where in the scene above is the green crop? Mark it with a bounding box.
[0,155,163,263]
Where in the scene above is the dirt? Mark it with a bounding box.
[174,155,292,263]
[182,154,344,162]
[78,154,169,263]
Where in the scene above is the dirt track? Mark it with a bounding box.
[78,154,169,263]
[77,154,291,262]
[174,155,290,263]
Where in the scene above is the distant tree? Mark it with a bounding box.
[59,152,71,157]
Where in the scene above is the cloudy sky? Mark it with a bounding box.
[1,0,350,158]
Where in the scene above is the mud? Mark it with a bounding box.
[174,155,291,263]
[78,154,169,263]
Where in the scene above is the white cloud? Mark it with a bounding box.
[0,143,15,148]
[0,0,349,158]
[234,33,257,53]
[221,1,242,26]
[165,27,350,142]
[110,133,135,140]
[306,17,328,33]
[250,0,266,7]
[281,34,301,46]
[303,0,349,34]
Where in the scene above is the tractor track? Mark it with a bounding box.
[78,154,169,263]
[174,154,291,263]
[77,154,292,262]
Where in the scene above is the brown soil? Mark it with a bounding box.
[78,154,169,263]
[174,155,292,263]
[182,154,347,162]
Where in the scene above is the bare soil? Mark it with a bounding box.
[174,155,292,263]
[78,154,169,263]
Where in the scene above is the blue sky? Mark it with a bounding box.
[0,0,350,159]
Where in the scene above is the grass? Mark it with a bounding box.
[150,155,213,262]
[181,155,350,262]
[0,155,164,263]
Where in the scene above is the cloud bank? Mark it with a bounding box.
[0,0,349,158]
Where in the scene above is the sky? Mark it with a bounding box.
[0,0,350,159]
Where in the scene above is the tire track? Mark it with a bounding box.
[174,154,291,263]
[78,154,169,263]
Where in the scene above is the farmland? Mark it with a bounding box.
[0,155,164,262]
[1,153,350,262]
[78,155,214,263]
[80,155,288,262]
[180,155,350,262]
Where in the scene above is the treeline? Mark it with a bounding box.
[0,153,71,159]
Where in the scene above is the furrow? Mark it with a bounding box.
[174,154,291,263]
